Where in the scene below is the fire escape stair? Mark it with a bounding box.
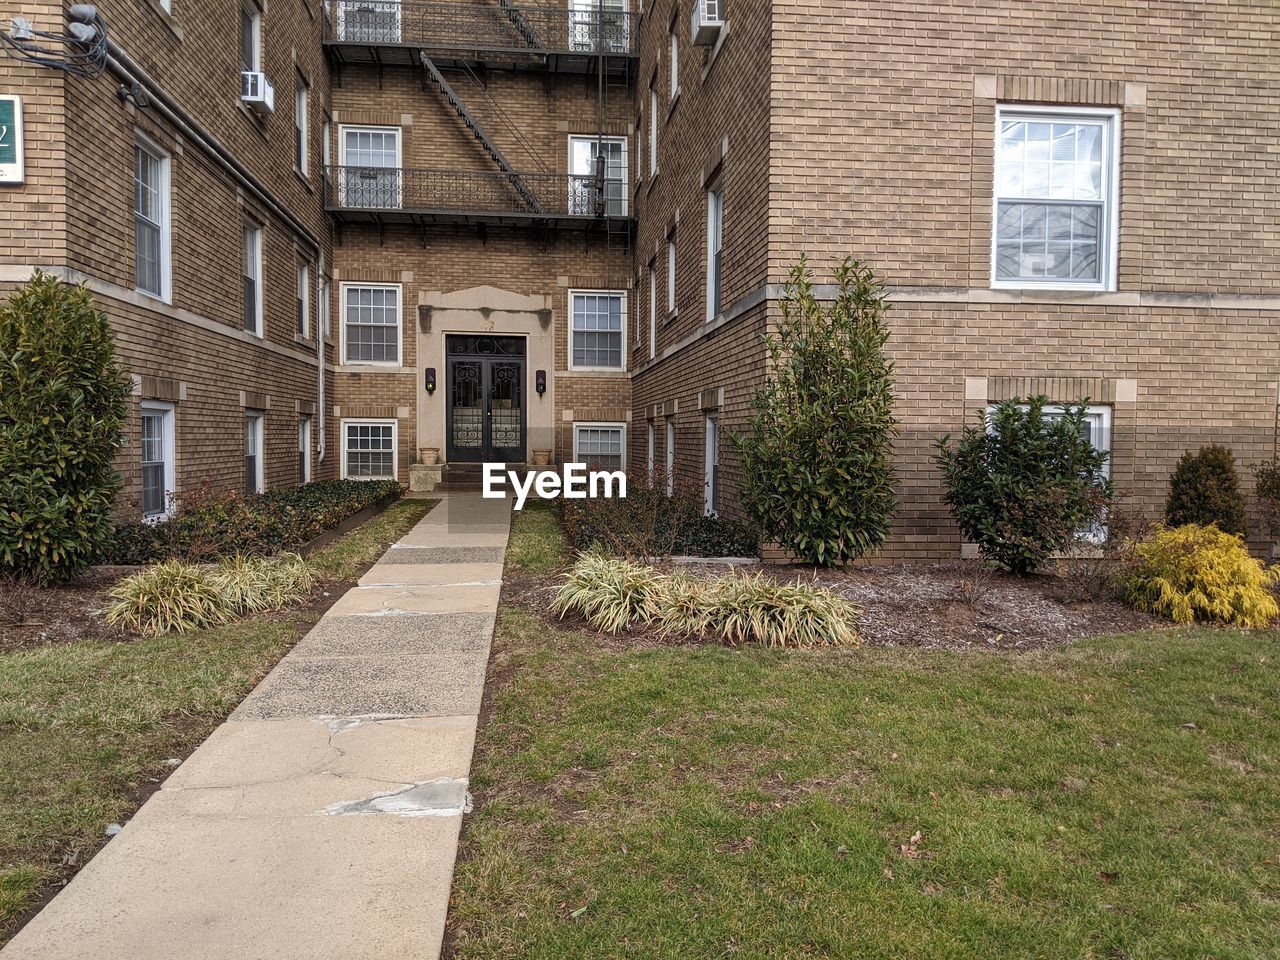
[418,52,546,216]
[495,0,545,55]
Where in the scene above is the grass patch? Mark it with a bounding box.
[0,496,433,942]
[449,613,1280,959]
[504,502,568,576]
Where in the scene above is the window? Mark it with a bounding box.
[242,223,263,335]
[158,0,172,13]
[647,422,655,477]
[298,416,312,484]
[704,415,720,516]
[648,84,658,175]
[706,180,723,319]
[993,106,1119,290]
[342,420,398,479]
[320,274,331,337]
[294,78,309,175]
[648,264,656,360]
[568,135,628,216]
[666,234,676,315]
[338,125,402,209]
[337,0,402,42]
[296,261,309,338]
[322,119,331,171]
[669,27,679,101]
[569,290,626,370]
[134,136,170,301]
[341,283,401,364]
[239,1,261,73]
[244,411,265,494]
[665,418,675,495]
[140,402,175,519]
[574,423,625,470]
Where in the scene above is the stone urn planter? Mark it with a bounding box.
[531,449,551,466]
[419,447,440,465]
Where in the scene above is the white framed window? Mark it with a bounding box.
[669,27,679,101]
[244,411,265,494]
[341,282,402,365]
[295,77,309,176]
[569,290,626,371]
[648,264,656,360]
[704,414,719,516]
[665,418,675,495]
[342,419,398,480]
[648,84,658,175]
[706,180,723,319]
[296,261,309,338]
[993,105,1119,291]
[298,416,312,484]
[574,422,626,470]
[322,119,331,169]
[140,401,175,520]
[320,274,331,338]
[158,0,172,13]
[242,222,263,336]
[568,135,628,216]
[239,1,261,73]
[337,125,403,209]
[666,234,676,316]
[133,135,171,302]
[647,421,655,477]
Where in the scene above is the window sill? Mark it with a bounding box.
[990,281,1116,296]
[295,170,314,192]
[294,334,316,347]
[565,367,629,377]
[238,102,270,140]
[664,308,678,326]
[135,287,173,307]
[666,91,680,120]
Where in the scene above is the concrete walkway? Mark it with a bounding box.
[3,492,510,960]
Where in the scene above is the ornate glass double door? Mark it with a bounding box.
[446,335,526,463]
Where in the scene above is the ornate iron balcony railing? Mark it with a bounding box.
[325,0,635,57]
[325,166,631,220]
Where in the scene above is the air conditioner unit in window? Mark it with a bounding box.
[241,71,275,115]
[690,0,722,45]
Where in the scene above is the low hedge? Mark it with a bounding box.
[105,479,403,564]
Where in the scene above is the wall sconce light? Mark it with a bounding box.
[425,367,437,394]
[535,369,547,395]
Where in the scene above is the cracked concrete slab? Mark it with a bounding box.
[323,778,471,818]
[290,612,495,658]
[358,561,505,587]
[231,651,489,720]
[379,545,506,564]
[326,583,501,617]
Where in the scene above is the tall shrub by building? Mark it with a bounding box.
[0,273,130,582]
[1165,444,1247,536]
[734,257,898,566]
[936,397,1112,575]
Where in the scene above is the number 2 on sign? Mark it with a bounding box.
[0,125,9,148]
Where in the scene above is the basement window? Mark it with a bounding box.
[574,423,626,471]
[343,420,398,480]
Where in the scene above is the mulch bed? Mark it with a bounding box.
[504,560,1162,653]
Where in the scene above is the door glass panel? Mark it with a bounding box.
[342,129,401,208]
[490,361,523,452]
[568,138,626,216]
[450,360,484,451]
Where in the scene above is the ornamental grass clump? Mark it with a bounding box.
[550,552,666,634]
[698,573,862,648]
[105,554,317,636]
[1116,524,1280,628]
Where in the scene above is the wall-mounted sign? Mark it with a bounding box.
[0,96,24,184]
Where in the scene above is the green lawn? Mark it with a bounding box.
[0,497,433,941]
[448,511,1280,959]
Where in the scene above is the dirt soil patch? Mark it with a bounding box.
[503,560,1161,653]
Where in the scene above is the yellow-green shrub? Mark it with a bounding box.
[1116,524,1280,628]
[550,552,665,634]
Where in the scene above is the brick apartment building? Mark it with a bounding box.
[1,1,1276,557]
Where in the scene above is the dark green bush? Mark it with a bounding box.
[733,257,898,566]
[106,479,402,564]
[1254,458,1280,539]
[1166,444,1246,536]
[936,397,1112,575]
[0,273,131,582]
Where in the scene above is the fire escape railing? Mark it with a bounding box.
[325,0,635,56]
[325,166,631,219]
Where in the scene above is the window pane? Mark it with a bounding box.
[577,426,623,469]
[346,423,394,478]
[344,287,399,362]
[995,202,1101,282]
[997,117,1105,202]
[571,294,624,368]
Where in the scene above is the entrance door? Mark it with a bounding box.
[568,136,628,216]
[338,125,402,209]
[446,335,526,463]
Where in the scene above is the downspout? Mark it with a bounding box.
[104,39,322,258]
[316,251,326,466]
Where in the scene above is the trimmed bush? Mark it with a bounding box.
[104,553,317,636]
[552,555,861,648]
[735,257,898,566]
[1165,445,1247,536]
[0,273,131,582]
[1115,524,1279,628]
[936,397,1112,575]
[106,479,402,564]
[550,552,666,633]
[1255,458,1280,539]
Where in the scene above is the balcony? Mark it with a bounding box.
[325,165,633,232]
[324,0,635,75]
